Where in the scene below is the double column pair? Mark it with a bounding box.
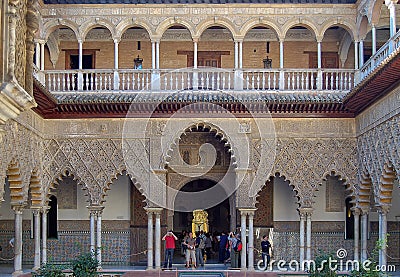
[299,208,313,265]
[88,206,104,268]
[238,208,256,271]
[13,206,48,276]
[145,207,163,270]
[352,208,368,262]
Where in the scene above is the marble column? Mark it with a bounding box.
[193,39,198,69]
[96,209,103,268]
[240,209,247,271]
[156,41,160,69]
[353,209,360,261]
[361,211,368,261]
[154,209,162,269]
[238,40,243,69]
[234,41,239,69]
[299,210,306,265]
[13,206,23,276]
[32,209,41,271]
[317,41,322,69]
[40,41,45,71]
[279,40,284,68]
[359,40,364,67]
[247,210,256,271]
[387,0,397,37]
[306,211,312,262]
[35,42,40,68]
[151,41,156,69]
[354,41,359,70]
[146,209,154,270]
[78,40,84,90]
[378,207,388,268]
[41,207,49,265]
[89,210,96,253]
[114,39,119,69]
[371,25,377,55]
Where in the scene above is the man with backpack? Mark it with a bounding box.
[228,232,241,269]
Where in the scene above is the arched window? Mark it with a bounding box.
[48,195,58,239]
[345,197,354,239]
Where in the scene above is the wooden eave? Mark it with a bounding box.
[343,50,400,115]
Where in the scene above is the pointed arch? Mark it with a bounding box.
[155,18,195,39]
[99,168,147,205]
[195,17,238,38]
[162,121,237,169]
[79,19,116,41]
[43,19,79,41]
[44,167,90,205]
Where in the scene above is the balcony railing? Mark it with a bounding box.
[359,30,400,81]
[38,68,356,93]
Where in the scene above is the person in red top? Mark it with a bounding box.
[162,230,178,269]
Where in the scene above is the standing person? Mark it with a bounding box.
[228,232,240,269]
[162,230,178,269]
[218,231,228,263]
[195,232,204,267]
[184,232,197,268]
[181,231,188,257]
[261,235,271,269]
[205,233,212,260]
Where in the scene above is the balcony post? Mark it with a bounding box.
[317,40,322,90]
[372,25,377,55]
[386,0,397,38]
[354,40,359,70]
[78,39,84,90]
[113,39,120,90]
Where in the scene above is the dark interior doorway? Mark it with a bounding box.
[173,179,230,234]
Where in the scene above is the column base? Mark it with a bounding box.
[146,267,155,271]
[32,266,40,271]
[12,271,23,277]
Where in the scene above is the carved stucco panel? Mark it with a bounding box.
[272,137,357,207]
[0,119,42,204]
[357,115,400,203]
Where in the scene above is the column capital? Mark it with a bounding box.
[234,38,244,43]
[192,37,200,43]
[377,205,390,215]
[151,38,161,44]
[41,206,50,214]
[385,0,398,8]
[36,39,46,44]
[12,205,24,214]
[113,38,121,44]
[238,208,256,216]
[31,207,41,215]
[298,207,313,217]
[145,207,163,214]
[87,205,104,215]
[351,207,361,216]
[78,39,84,44]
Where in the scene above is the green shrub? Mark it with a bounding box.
[309,251,338,277]
[71,252,99,277]
[35,263,65,277]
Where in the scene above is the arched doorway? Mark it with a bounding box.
[173,179,230,234]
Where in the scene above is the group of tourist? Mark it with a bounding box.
[162,229,272,270]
